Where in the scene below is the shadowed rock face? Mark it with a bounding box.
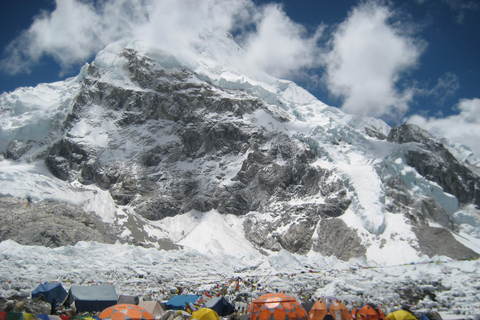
[2,47,479,261]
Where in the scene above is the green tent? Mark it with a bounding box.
[65,284,118,312]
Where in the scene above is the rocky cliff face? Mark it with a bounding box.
[1,39,479,262]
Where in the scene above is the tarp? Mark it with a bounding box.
[165,295,199,311]
[138,301,165,319]
[32,283,68,306]
[65,285,118,312]
[203,297,233,316]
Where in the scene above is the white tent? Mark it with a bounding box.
[139,301,165,319]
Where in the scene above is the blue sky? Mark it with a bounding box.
[1,0,479,155]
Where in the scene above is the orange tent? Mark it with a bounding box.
[248,293,308,320]
[309,297,351,320]
[351,304,386,320]
[99,304,154,320]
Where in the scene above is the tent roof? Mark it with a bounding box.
[166,295,199,309]
[139,301,165,318]
[32,282,65,294]
[203,296,233,316]
[69,284,118,300]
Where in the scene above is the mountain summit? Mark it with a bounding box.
[1,34,479,264]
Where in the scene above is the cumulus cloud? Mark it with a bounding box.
[240,4,324,78]
[0,0,149,74]
[322,0,425,120]
[407,98,480,157]
[0,0,321,80]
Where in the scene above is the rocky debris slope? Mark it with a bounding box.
[0,197,116,247]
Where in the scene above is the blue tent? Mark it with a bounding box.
[204,296,233,316]
[165,295,199,310]
[31,282,67,305]
[419,312,442,320]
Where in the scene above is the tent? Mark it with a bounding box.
[165,295,199,310]
[138,301,165,319]
[247,293,308,320]
[191,308,220,320]
[203,296,233,316]
[386,310,417,320]
[118,295,140,305]
[99,303,154,320]
[309,297,351,320]
[351,304,386,320]
[302,301,315,313]
[65,284,118,312]
[418,312,442,320]
[31,282,67,306]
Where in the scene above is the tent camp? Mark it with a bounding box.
[64,284,118,312]
[203,296,233,316]
[32,282,68,306]
[165,295,199,311]
[139,301,165,319]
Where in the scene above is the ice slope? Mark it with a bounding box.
[1,34,479,266]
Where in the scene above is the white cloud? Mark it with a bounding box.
[0,0,322,81]
[241,4,323,78]
[406,98,480,157]
[322,0,425,120]
[0,0,147,74]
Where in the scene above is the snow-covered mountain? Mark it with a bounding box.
[1,32,480,278]
[1,32,480,262]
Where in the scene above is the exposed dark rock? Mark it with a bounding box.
[312,218,366,260]
[3,140,31,160]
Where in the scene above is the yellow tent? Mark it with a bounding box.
[386,310,417,320]
[191,308,220,320]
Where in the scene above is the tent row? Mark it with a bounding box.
[30,283,442,320]
[30,283,233,317]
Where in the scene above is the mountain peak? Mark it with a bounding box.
[0,37,479,265]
